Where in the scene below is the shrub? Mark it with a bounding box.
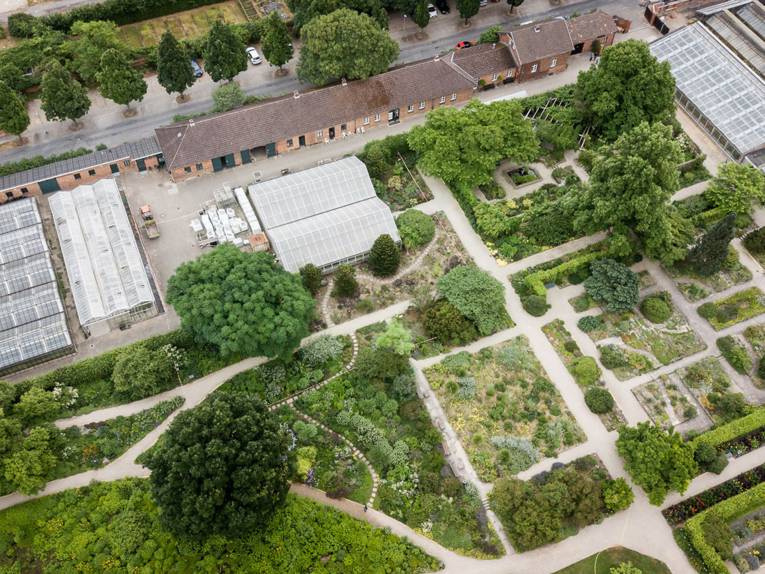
[577,315,603,333]
[744,227,765,254]
[717,336,752,374]
[299,264,322,296]
[708,391,751,423]
[437,265,510,336]
[422,299,478,346]
[7,13,42,38]
[396,209,435,250]
[112,345,174,400]
[368,234,400,277]
[585,387,614,413]
[332,265,358,298]
[300,335,344,368]
[572,357,600,386]
[599,345,627,369]
[694,441,729,475]
[521,295,548,317]
[584,259,639,312]
[641,296,672,323]
[212,82,245,112]
[602,478,634,512]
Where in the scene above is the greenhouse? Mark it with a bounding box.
[49,179,156,336]
[248,157,399,273]
[0,198,71,372]
[650,22,765,161]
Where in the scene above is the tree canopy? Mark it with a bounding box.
[66,20,125,85]
[166,245,315,358]
[616,422,697,505]
[203,20,247,82]
[96,48,147,109]
[706,162,765,216]
[112,345,174,400]
[457,0,479,24]
[574,39,675,141]
[146,393,293,538]
[408,99,539,190]
[575,122,692,265]
[583,258,639,312]
[436,264,510,335]
[297,8,399,86]
[261,12,293,70]
[413,0,430,30]
[290,0,388,33]
[40,60,91,124]
[157,31,195,97]
[0,81,29,139]
[686,212,736,277]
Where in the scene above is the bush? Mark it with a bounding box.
[744,227,765,254]
[572,357,600,386]
[583,258,639,312]
[437,265,510,336]
[521,295,548,317]
[717,336,752,374]
[396,209,435,250]
[212,82,245,112]
[111,345,175,400]
[602,478,634,512]
[332,265,358,299]
[299,264,322,296]
[7,13,43,38]
[708,391,751,423]
[577,315,603,333]
[585,387,614,413]
[422,299,479,346]
[300,335,344,368]
[641,296,672,323]
[694,441,729,475]
[368,234,400,277]
[599,345,627,369]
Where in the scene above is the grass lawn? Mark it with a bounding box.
[698,287,765,330]
[424,336,585,481]
[118,1,247,48]
[554,546,671,574]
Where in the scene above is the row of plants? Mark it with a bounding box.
[489,455,634,551]
[0,479,440,573]
[691,408,765,455]
[0,147,92,177]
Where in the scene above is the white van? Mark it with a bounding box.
[246,46,262,65]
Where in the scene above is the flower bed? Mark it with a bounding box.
[698,287,765,331]
[692,407,765,455]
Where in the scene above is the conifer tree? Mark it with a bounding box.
[299,263,322,295]
[261,12,293,71]
[40,60,91,127]
[157,31,195,100]
[332,264,358,298]
[687,213,736,276]
[203,20,247,82]
[413,0,430,32]
[0,81,29,142]
[368,234,400,277]
[97,48,147,112]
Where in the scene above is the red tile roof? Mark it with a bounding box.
[506,18,574,65]
[568,11,619,45]
[448,42,517,80]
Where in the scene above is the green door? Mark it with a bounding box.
[136,158,147,171]
[241,149,252,164]
[212,157,224,172]
[40,178,61,194]
[224,154,236,168]
[265,143,276,157]
[110,163,119,174]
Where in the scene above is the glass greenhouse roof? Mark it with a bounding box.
[650,23,765,156]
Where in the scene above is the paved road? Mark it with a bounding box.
[0,0,643,163]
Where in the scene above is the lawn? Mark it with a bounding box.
[665,248,752,302]
[423,336,585,482]
[554,546,671,574]
[698,287,765,330]
[118,1,247,49]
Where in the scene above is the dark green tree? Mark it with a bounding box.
[203,20,248,83]
[616,422,697,505]
[686,213,736,277]
[332,264,358,298]
[0,81,29,142]
[146,393,293,538]
[40,60,91,127]
[507,0,524,13]
[368,234,400,277]
[423,299,478,345]
[0,63,26,92]
[300,263,323,295]
[584,387,614,414]
[96,48,147,112]
[157,31,195,99]
[290,0,388,33]
[396,209,435,250]
[297,8,399,86]
[583,259,639,312]
[574,39,675,141]
[167,245,314,358]
[111,345,174,400]
[457,0,479,24]
[66,20,125,85]
[262,12,294,71]
[437,264,509,335]
[3,426,58,495]
[413,0,430,32]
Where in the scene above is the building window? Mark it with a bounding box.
[196,163,203,171]
[374,112,380,122]
[550,57,557,67]
[286,138,293,147]
[184,166,192,173]
[439,95,446,104]
[451,92,457,101]
[531,63,538,73]
[74,173,82,180]
[363,116,370,125]
[419,101,425,110]
[88,169,96,176]
[341,124,347,131]
[5,192,13,199]
[316,129,323,139]
[20,187,29,194]
[408,104,414,112]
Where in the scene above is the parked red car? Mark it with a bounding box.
[456,41,473,49]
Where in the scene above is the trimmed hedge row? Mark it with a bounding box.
[522,251,603,297]
[685,482,765,574]
[692,408,765,451]
[0,148,91,177]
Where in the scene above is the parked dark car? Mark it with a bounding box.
[436,0,450,13]
[190,59,203,78]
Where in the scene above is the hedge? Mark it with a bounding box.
[686,482,765,574]
[692,407,765,450]
[523,250,603,297]
[0,148,92,177]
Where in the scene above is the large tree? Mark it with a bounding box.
[297,8,399,86]
[408,99,539,190]
[413,0,430,32]
[436,264,509,335]
[112,345,174,400]
[203,20,247,83]
[574,40,675,141]
[167,245,314,358]
[96,48,147,112]
[0,81,29,143]
[146,393,293,538]
[40,60,91,127]
[616,422,697,505]
[157,31,195,99]
[457,0,480,24]
[686,212,736,276]
[575,122,693,265]
[261,12,294,71]
[3,426,57,495]
[290,0,388,32]
[66,20,125,85]
[706,162,765,216]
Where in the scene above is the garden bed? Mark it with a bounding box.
[597,344,655,381]
[665,248,752,302]
[675,358,733,426]
[568,271,655,312]
[506,165,540,188]
[633,376,699,431]
[743,325,765,388]
[423,336,585,481]
[698,287,765,330]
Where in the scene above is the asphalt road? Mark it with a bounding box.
[0,0,640,163]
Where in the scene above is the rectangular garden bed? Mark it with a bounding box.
[633,376,699,431]
[665,248,752,303]
[698,287,765,330]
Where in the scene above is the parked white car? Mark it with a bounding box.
[428,3,438,17]
[246,46,262,65]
